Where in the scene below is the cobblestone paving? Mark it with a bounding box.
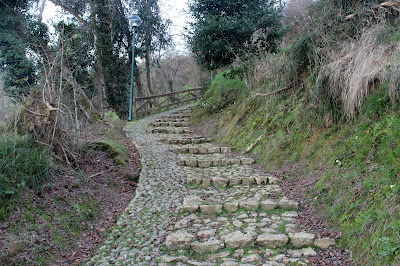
[89,106,336,265]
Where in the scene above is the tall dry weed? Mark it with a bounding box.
[0,77,19,128]
[316,24,400,117]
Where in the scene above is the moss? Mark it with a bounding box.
[93,139,129,166]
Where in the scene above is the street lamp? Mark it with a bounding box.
[129,15,142,121]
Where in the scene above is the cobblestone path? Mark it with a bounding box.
[89,106,336,265]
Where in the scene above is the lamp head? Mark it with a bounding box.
[129,15,142,28]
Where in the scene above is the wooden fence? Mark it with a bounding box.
[133,87,205,119]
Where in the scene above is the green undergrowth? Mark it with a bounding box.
[191,74,400,264]
[0,134,50,219]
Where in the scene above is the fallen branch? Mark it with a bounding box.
[251,85,291,98]
[243,135,263,154]
[89,172,104,178]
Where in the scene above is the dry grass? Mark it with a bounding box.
[317,24,400,117]
[247,52,295,93]
[0,79,20,128]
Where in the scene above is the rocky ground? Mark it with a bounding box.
[89,106,353,265]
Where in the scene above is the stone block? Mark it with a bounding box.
[208,147,220,154]
[160,255,188,263]
[289,232,315,248]
[230,159,241,165]
[223,231,254,249]
[224,202,239,213]
[198,147,208,154]
[208,251,230,260]
[187,176,203,185]
[261,199,277,210]
[221,159,231,166]
[180,196,202,213]
[191,240,224,254]
[314,238,336,249]
[220,147,232,153]
[256,234,288,248]
[198,160,212,168]
[197,229,216,238]
[241,176,255,185]
[200,204,222,215]
[212,177,228,187]
[229,177,242,186]
[177,160,186,166]
[211,159,221,166]
[300,247,317,256]
[254,176,268,185]
[185,159,198,167]
[166,231,194,250]
[180,147,189,153]
[202,178,211,187]
[241,254,260,263]
[268,176,279,184]
[241,158,255,165]
[278,199,299,210]
[239,200,259,211]
[188,147,199,154]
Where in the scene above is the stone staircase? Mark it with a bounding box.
[149,108,336,265]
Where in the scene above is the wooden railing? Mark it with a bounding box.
[133,87,205,119]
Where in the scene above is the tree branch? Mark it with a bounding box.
[48,0,89,27]
[251,85,291,98]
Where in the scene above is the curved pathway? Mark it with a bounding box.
[89,106,336,265]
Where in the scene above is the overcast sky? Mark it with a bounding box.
[159,0,191,53]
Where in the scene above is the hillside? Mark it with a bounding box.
[190,1,400,265]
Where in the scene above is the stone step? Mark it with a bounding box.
[186,173,279,187]
[149,121,190,127]
[171,144,232,154]
[177,154,255,168]
[155,118,188,123]
[156,136,212,145]
[165,113,191,119]
[164,211,336,259]
[179,193,299,215]
[183,164,280,187]
[148,127,192,134]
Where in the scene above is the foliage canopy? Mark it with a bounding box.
[188,0,285,70]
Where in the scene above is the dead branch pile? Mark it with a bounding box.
[17,90,79,164]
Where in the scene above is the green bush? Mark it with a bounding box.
[0,134,50,208]
[201,71,247,113]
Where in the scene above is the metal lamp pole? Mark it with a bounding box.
[129,15,142,121]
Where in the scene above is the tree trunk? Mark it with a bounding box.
[134,60,144,97]
[145,42,154,96]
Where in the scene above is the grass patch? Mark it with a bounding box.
[0,134,50,219]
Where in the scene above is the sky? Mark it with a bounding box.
[159,0,191,53]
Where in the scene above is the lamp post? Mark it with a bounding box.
[128,15,142,121]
